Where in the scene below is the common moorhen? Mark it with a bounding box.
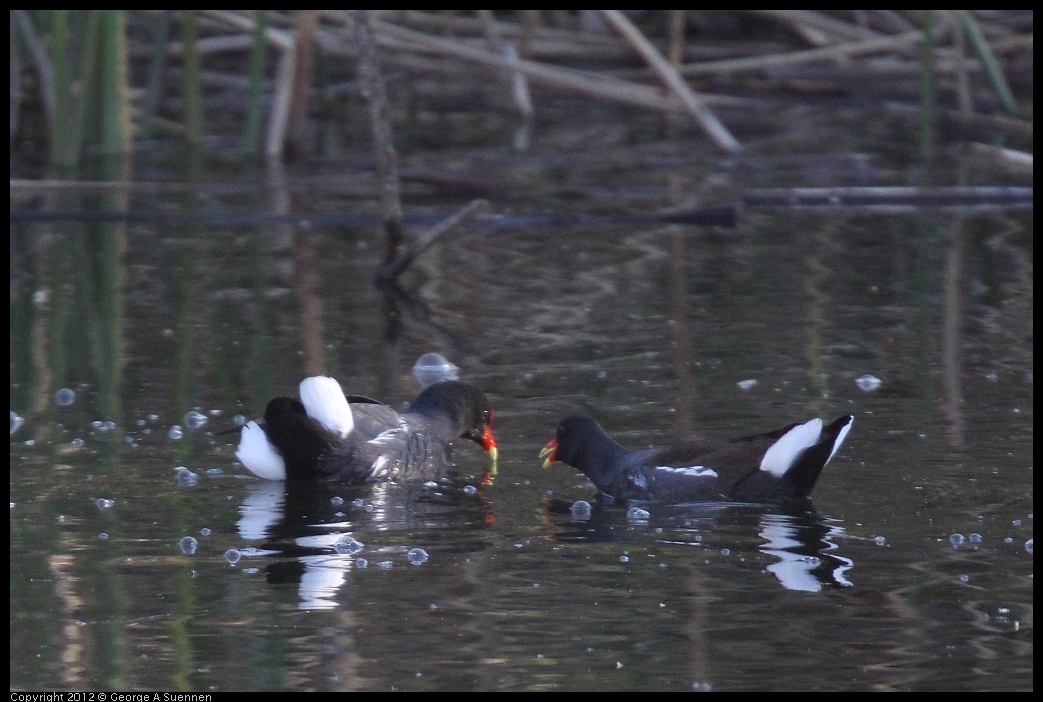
[236,376,497,484]
[541,413,853,504]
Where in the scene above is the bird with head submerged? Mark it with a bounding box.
[235,376,498,484]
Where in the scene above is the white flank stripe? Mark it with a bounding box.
[300,376,354,437]
[368,425,407,446]
[655,465,718,478]
[825,417,853,465]
[370,455,389,477]
[759,418,823,477]
[236,421,287,480]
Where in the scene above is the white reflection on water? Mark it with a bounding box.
[759,513,853,592]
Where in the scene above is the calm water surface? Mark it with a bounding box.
[10,130,1032,690]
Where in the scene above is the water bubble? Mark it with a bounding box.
[168,425,184,440]
[462,484,477,495]
[619,554,630,563]
[570,500,592,521]
[1026,539,1033,554]
[331,496,344,506]
[55,388,76,406]
[175,467,200,487]
[355,558,368,568]
[352,498,366,507]
[874,536,887,545]
[179,536,198,554]
[199,528,211,536]
[407,548,429,565]
[856,374,882,392]
[334,536,365,555]
[95,498,115,509]
[1012,519,1022,526]
[595,370,608,379]
[10,411,24,435]
[412,353,459,388]
[99,532,109,540]
[224,549,241,564]
[968,533,983,543]
[950,533,965,547]
[377,560,394,569]
[232,414,247,427]
[183,411,207,429]
[626,507,650,521]
[720,548,731,556]
[736,379,758,390]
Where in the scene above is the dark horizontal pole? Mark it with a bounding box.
[8,206,738,229]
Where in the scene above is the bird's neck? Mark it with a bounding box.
[573,429,630,486]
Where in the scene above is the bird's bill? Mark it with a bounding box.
[481,426,498,467]
[539,438,557,469]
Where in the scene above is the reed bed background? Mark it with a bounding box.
[10,10,1033,168]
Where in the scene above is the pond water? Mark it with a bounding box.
[10,109,1032,691]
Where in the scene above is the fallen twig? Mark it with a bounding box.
[377,199,491,282]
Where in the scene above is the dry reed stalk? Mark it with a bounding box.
[967,143,1032,172]
[266,40,295,158]
[286,10,319,160]
[350,10,405,270]
[365,19,699,115]
[200,10,293,49]
[750,10,883,45]
[477,9,533,118]
[744,185,1033,210]
[599,10,742,154]
[678,31,925,76]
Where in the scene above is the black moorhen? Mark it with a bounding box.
[540,413,853,504]
[236,376,497,484]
